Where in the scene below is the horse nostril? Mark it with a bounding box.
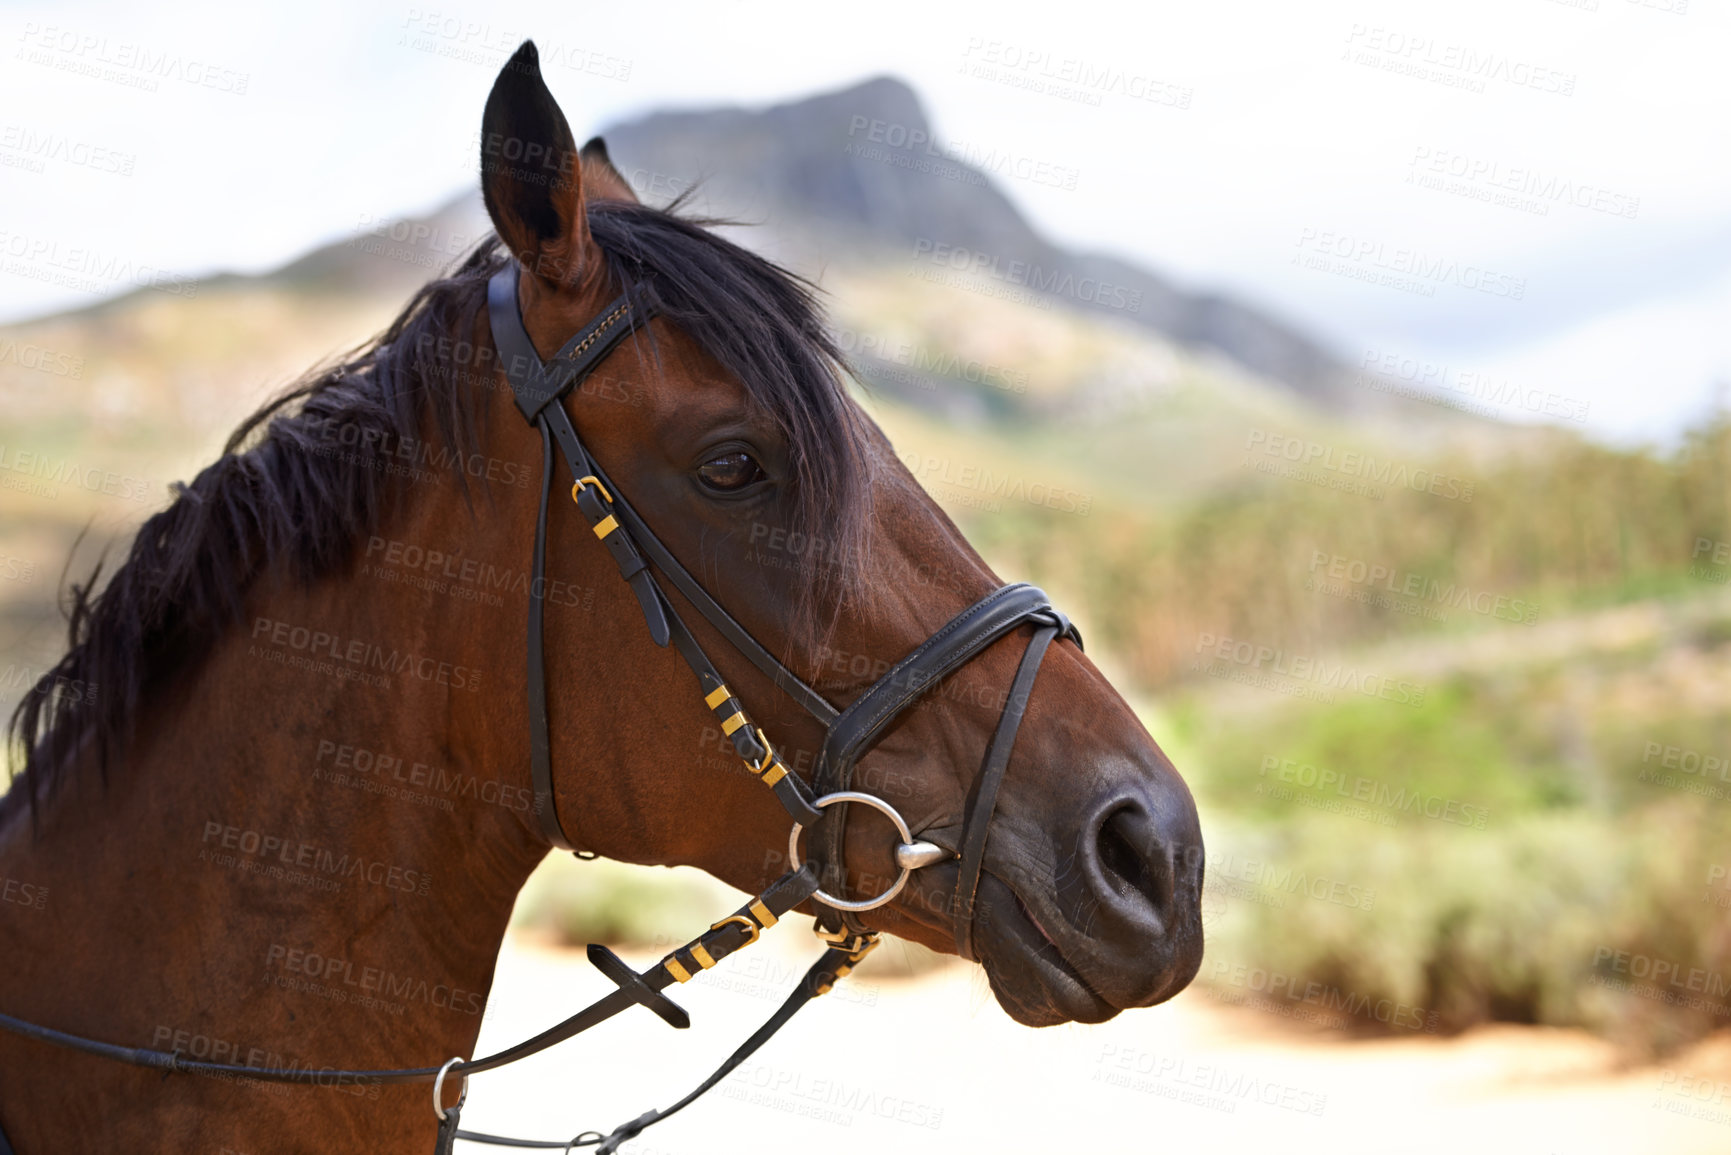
[1094,805,1175,917]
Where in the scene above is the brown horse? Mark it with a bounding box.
[0,42,1202,1154]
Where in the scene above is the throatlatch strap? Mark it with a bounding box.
[489,268,658,852]
[524,420,570,849]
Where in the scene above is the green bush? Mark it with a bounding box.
[1200,803,1731,1055]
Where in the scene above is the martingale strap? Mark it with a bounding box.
[0,866,880,1150]
[456,930,880,1153]
[0,869,821,1088]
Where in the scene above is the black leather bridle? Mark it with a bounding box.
[0,261,1081,1155]
[485,262,1081,954]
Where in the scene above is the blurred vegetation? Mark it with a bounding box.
[973,411,1731,691]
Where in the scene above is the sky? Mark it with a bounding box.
[2,0,1727,445]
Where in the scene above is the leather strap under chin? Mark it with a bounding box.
[487,269,662,851]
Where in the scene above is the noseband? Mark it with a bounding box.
[486,262,1082,957]
[0,261,1082,1155]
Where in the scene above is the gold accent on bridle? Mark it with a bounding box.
[563,301,632,362]
[570,475,613,504]
[710,913,760,947]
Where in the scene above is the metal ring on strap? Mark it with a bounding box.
[788,792,914,913]
[433,1055,468,1122]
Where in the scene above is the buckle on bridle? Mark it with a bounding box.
[814,925,879,958]
[570,474,613,504]
[746,725,792,788]
[709,913,760,947]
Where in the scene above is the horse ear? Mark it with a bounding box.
[480,40,590,287]
[580,136,641,204]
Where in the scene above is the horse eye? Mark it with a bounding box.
[697,451,764,492]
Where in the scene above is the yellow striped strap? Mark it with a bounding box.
[690,943,716,970]
[749,899,777,929]
[592,515,619,539]
[720,711,747,737]
[664,957,692,984]
[704,684,732,710]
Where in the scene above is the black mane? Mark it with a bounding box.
[6,196,873,809]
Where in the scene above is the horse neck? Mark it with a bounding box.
[0,451,550,1145]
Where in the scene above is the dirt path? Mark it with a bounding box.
[452,931,1731,1153]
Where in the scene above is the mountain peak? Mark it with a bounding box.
[598,80,1354,404]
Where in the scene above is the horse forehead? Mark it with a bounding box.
[628,320,754,424]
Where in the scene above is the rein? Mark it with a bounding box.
[0,261,1080,1153]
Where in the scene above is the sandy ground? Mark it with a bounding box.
[450,929,1731,1154]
